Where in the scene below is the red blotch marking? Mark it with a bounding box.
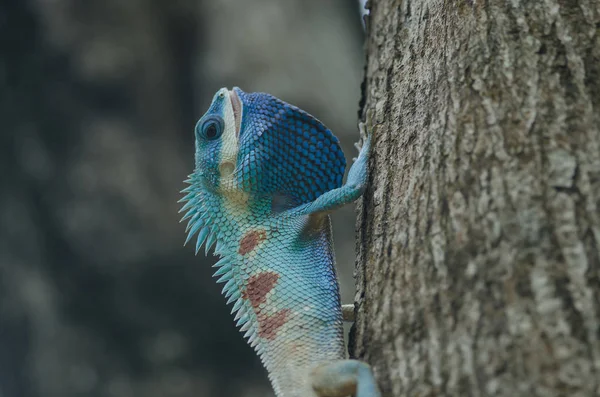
[242,272,280,308]
[258,309,291,340]
[238,229,267,255]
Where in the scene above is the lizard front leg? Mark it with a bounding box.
[310,359,381,397]
[291,121,367,322]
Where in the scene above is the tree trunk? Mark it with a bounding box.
[354,1,600,396]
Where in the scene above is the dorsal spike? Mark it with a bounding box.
[180,209,195,223]
[234,307,247,321]
[214,240,226,254]
[222,279,236,295]
[195,227,211,254]
[215,272,232,284]
[231,299,244,314]
[184,220,204,246]
[177,191,191,202]
[244,328,256,341]
[205,232,217,255]
[234,312,250,327]
[178,199,196,213]
[212,257,230,268]
[179,187,194,196]
[226,290,241,303]
[238,317,252,331]
[212,264,231,278]
[184,212,202,230]
[247,333,258,346]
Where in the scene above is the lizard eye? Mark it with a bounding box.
[197,116,224,141]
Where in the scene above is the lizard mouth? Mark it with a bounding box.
[229,89,242,137]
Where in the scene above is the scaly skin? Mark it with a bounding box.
[180,87,380,397]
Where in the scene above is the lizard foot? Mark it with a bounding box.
[352,109,374,160]
[311,359,381,397]
[352,121,369,161]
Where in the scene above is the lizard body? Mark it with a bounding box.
[180,87,380,397]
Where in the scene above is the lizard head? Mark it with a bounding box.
[182,87,348,250]
[182,87,347,251]
[193,87,346,206]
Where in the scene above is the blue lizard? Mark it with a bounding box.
[180,87,380,397]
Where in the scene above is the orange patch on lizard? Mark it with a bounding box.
[238,229,267,255]
[258,309,291,340]
[242,271,280,308]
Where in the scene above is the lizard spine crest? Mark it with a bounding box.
[179,173,268,355]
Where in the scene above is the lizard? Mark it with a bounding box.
[179,87,380,397]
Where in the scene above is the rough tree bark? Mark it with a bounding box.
[353,0,600,396]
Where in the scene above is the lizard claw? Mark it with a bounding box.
[354,108,374,156]
[355,122,367,152]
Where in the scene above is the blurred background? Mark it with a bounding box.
[0,0,366,396]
